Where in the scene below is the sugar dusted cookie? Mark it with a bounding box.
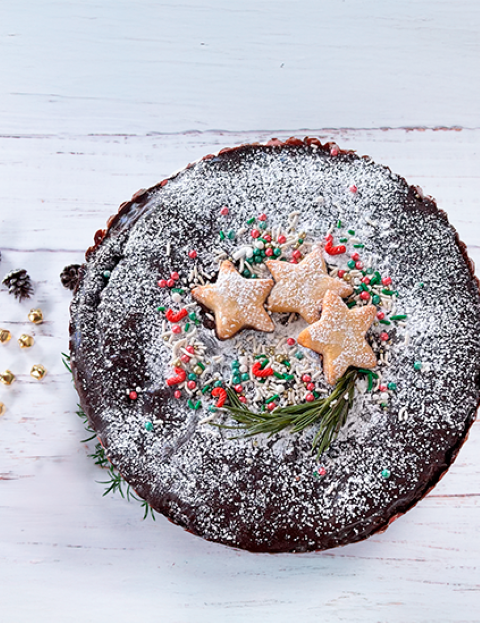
[297,290,377,384]
[266,246,353,323]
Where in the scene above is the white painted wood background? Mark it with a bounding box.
[1,2,479,622]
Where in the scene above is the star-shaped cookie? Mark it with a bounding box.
[265,246,353,324]
[191,260,274,340]
[297,290,377,384]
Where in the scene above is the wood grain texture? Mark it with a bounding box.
[1,1,480,620]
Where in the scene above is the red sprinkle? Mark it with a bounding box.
[302,374,312,383]
[351,252,360,261]
[324,234,346,256]
[165,308,188,323]
[234,384,243,393]
[355,261,363,269]
[166,367,187,387]
[167,278,175,288]
[171,325,182,334]
[338,269,346,279]
[263,234,272,242]
[252,362,274,377]
[316,466,326,476]
[380,332,389,341]
[265,248,274,257]
[174,390,182,399]
[377,311,385,319]
[306,382,315,391]
[220,206,229,216]
[379,384,388,392]
[361,276,371,284]
[186,345,195,354]
[287,338,296,346]
[188,249,197,259]
[129,390,138,400]
[290,258,298,264]
[158,279,167,288]
[211,387,227,408]
[292,249,302,260]
[277,234,286,244]
[267,402,276,411]
[251,229,260,238]
[258,213,267,221]
[180,354,191,364]
[349,184,358,193]
[171,272,179,281]
[239,396,247,404]
[187,380,196,390]
[382,276,392,286]
[360,291,370,301]
[305,393,315,402]
[330,145,339,156]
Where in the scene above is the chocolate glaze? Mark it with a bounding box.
[70,137,480,552]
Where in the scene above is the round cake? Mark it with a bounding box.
[69,137,480,553]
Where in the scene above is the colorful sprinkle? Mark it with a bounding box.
[129,390,138,400]
[211,387,227,407]
[305,393,315,402]
[166,367,187,387]
[188,249,197,259]
[259,213,267,221]
[251,229,260,238]
[171,325,182,334]
[382,276,392,286]
[187,380,197,390]
[145,421,154,431]
[349,184,357,193]
[414,361,423,371]
[287,337,296,346]
[380,332,389,341]
[165,308,188,323]
[166,278,175,288]
[158,279,167,288]
[220,206,229,215]
[381,469,391,479]
[174,390,182,399]
[277,234,287,244]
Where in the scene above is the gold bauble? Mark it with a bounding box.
[0,329,11,344]
[18,334,34,349]
[0,402,5,416]
[0,370,15,385]
[343,273,352,282]
[30,364,47,380]
[28,309,44,324]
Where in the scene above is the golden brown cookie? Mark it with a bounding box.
[297,290,377,384]
[265,246,353,324]
[191,260,274,339]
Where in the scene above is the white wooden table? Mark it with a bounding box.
[1,3,479,621]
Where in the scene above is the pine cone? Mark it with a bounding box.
[2,269,34,301]
[60,264,81,291]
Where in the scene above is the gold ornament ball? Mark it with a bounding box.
[0,402,5,416]
[0,329,12,344]
[343,273,352,282]
[28,309,44,324]
[18,334,34,349]
[30,364,47,380]
[0,370,15,385]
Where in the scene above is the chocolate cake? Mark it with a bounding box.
[69,137,480,552]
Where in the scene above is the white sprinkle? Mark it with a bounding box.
[404,332,410,346]
[198,413,218,425]
[365,216,378,227]
[166,240,171,256]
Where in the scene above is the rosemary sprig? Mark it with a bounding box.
[221,368,362,457]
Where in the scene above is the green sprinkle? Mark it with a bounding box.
[372,294,381,305]
[103,270,111,279]
[254,354,267,360]
[187,399,195,410]
[298,238,304,244]
[295,351,304,360]
[390,314,407,321]
[358,369,378,378]
[414,361,423,371]
[188,373,197,381]
[367,373,373,391]
[219,230,225,240]
[337,220,342,228]
[197,361,206,371]
[417,282,424,288]
[283,360,291,368]
[241,373,250,382]
[232,374,241,385]
[184,322,190,332]
[227,230,236,239]
[188,311,197,320]
[254,255,263,264]
[379,319,391,325]
[382,289,394,296]
[202,384,212,394]
[208,405,217,412]
[232,360,240,368]
[265,394,279,404]
[242,269,250,278]
[273,371,284,379]
[172,288,184,294]
[283,373,294,381]
[194,319,201,326]
[353,243,364,248]
[250,274,257,279]
[359,283,369,292]
[260,250,266,257]
[366,267,374,275]
[348,229,355,235]
[145,421,153,431]
[246,256,254,264]
[381,469,391,479]
[247,217,256,225]
[380,403,389,409]
[157,306,166,312]
[253,248,261,256]
[259,222,267,230]
[214,380,223,388]
[313,391,320,399]
[259,378,266,384]
[387,382,397,391]
[347,301,357,308]
[339,237,348,243]
[347,260,356,269]
[273,248,282,257]
[194,400,201,410]
[260,359,270,370]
